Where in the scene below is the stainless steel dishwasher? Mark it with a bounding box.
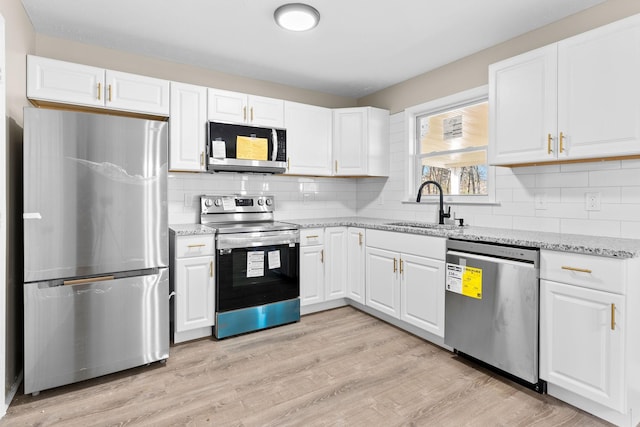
[445,239,545,392]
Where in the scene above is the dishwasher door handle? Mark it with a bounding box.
[446,250,536,269]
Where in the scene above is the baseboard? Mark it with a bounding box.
[2,370,23,417]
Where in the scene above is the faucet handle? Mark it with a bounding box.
[444,206,451,218]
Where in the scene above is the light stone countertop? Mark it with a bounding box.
[169,224,216,236]
[284,217,640,259]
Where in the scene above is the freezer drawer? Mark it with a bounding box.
[24,269,169,395]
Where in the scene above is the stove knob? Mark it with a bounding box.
[214,198,222,207]
[257,198,264,206]
[265,198,273,206]
[204,198,213,207]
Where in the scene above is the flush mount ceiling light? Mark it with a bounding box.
[274,3,320,32]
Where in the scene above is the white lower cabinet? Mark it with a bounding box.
[300,227,349,312]
[170,232,215,343]
[540,250,640,427]
[365,230,446,337]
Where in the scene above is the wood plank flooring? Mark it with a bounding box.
[1,307,610,426]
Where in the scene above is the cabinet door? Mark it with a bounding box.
[489,45,558,165]
[324,227,347,300]
[207,88,247,123]
[333,108,367,176]
[175,256,215,332]
[365,246,399,318]
[169,82,207,171]
[557,15,640,160]
[284,101,332,175]
[105,70,169,116]
[346,228,365,304]
[300,245,324,306]
[540,280,625,412]
[27,55,105,108]
[400,253,445,337]
[248,95,284,128]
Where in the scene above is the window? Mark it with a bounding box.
[406,86,494,203]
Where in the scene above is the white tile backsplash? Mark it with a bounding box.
[168,112,640,239]
[355,111,640,238]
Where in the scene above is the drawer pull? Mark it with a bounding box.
[320,249,324,263]
[400,258,404,275]
[188,244,206,248]
[306,235,319,239]
[393,258,397,273]
[611,303,616,331]
[97,82,102,100]
[561,266,592,274]
[210,261,213,278]
[358,232,363,246]
[64,275,114,286]
[547,133,552,154]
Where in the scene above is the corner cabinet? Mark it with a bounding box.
[169,231,215,344]
[365,230,446,337]
[27,55,170,116]
[283,101,332,175]
[169,82,208,171]
[540,250,640,427]
[333,107,390,177]
[489,14,640,165]
[207,88,284,128]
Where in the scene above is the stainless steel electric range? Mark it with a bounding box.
[200,194,300,339]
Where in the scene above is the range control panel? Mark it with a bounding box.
[200,195,274,215]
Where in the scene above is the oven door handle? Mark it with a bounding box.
[217,230,299,250]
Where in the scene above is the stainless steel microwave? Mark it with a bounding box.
[207,121,287,173]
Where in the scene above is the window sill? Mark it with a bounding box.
[403,200,501,206]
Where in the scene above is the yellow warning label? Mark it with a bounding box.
[462,267,482,299]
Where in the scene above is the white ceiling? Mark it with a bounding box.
[20,0,605,98]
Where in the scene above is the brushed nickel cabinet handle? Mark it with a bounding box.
[250,107,254,122]
[561,265,592,274]
[64,275,114,286]
[243,106,247,121]
[200,152,204,166]
[335,160,338,173]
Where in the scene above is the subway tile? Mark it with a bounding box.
[561,160,620,172]
[512,216,560,233]
[561,218,620,238]
[536,171,588,188]
[589,168,640,187]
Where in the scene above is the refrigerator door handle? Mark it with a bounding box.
[63,275,115,286]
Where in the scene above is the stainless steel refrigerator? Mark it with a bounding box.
[22,107,169,395]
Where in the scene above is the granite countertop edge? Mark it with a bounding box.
[283,217,640,259]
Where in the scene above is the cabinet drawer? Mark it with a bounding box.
[366,229,445,260]
[540,250,625,294]
[175,235,215,258]
[300,228,324,246]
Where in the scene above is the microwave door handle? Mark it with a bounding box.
[272,129,278,161]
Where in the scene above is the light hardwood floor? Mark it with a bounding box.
[2,306,610,426]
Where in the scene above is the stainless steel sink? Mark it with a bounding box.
[385,221,463,231]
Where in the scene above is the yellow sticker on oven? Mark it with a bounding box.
[446,263,482,299]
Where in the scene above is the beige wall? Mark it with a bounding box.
[35,35,356,109]
[359,0,640,113]
[0,0,33,406]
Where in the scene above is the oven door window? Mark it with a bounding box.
[217,243,299,312]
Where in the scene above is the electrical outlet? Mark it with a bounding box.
[585,192,601,211]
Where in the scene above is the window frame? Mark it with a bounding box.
[404,85,495,204]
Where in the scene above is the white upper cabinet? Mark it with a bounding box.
[169,82,208,172]
[27,55,170,116]
[333,107,389,176]
[489,14,640,165]
[207,88,284,128]
[489,45,557,165]
[283,101,332,175]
